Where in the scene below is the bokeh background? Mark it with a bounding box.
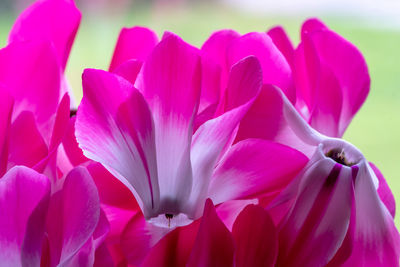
[1,0,399,225]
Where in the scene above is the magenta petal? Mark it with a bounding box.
[216,199,258,231]
[0,166,50,266]
[76,69,159,216]
[227,32,295,103]
[136,34,201,208]
[199,55,221,113]
[304,26,370,136]
[301,18,328,39]
[235,84,284,142]
[267,26,295,69]
[142,220,201,267]
[9,0,81,70]
[208,139,308,204]
[216,56,262,114]
[236,84,322,157]
[187,199,235,267]
[0,41,60,133]
[277,161,354,266]
[114,90,159,215]
[63,238,95,267]
[201,29,240,72]
[49,93,70,151]
[0,88,14,177]
[370,162,396,217]
[109,26,158,71]
[87,162,139,211]
[308,64,343,136]
[113,59,143,85]
[8,111,48,169]
[58,167,100,264]
[94,242,114,267]
[232,205,278,267]
[342,162,400,266]
[201,29,240,95]
[121,213,171,265]
[188,56,262,217]
[61,116,88,167]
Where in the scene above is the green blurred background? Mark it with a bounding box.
[1,0,399,225]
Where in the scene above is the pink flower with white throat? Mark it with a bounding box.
[76,32,308,264]
[251,85,400,266]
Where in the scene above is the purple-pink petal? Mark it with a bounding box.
[0,166,50,266]
[109,26,158,71]
[9,0,81,71]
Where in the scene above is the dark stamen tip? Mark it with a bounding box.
[325,148,354,166]
[70,108,77,118]
[165,213,174,219]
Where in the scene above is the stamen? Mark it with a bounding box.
[70,108,77,117]
[325,148,354,166]
[165,213,173,228]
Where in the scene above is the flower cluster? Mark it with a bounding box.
[0,0,399,266]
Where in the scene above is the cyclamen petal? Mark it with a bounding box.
[76,69,159,218]
[188,56,262,218]
[109,26,159,71]
[45,167,102,266]
[370,162,396,217]
[295,18,370,136]
[273,143,355,266]
[267,26,295,69]
[136,34,201,220]
[200,29,240,108]
[9,0,81,71]
[232,204,278,267]
[8,111,48,169]
[227,32,295,103]
[113,59,143,85]
[208,138,308,205]
[0,88,14,177]
[0,41,60,136]
[186,199,235,267]
[342,162,400,266]
[0,166,50,266]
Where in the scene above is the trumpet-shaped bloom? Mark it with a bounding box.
[76,33,308,264]
[247,84,400,266]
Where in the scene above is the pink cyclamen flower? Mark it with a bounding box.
[76,32,308,264]
[252,85,400,266]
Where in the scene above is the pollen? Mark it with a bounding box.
[165,214,174,227]
[325,148,355,166]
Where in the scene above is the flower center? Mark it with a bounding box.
[165,213,174,227]
[148,212,192,229]
[70,108,77,117]
[319,139,364,167]
[325,148,355,166]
